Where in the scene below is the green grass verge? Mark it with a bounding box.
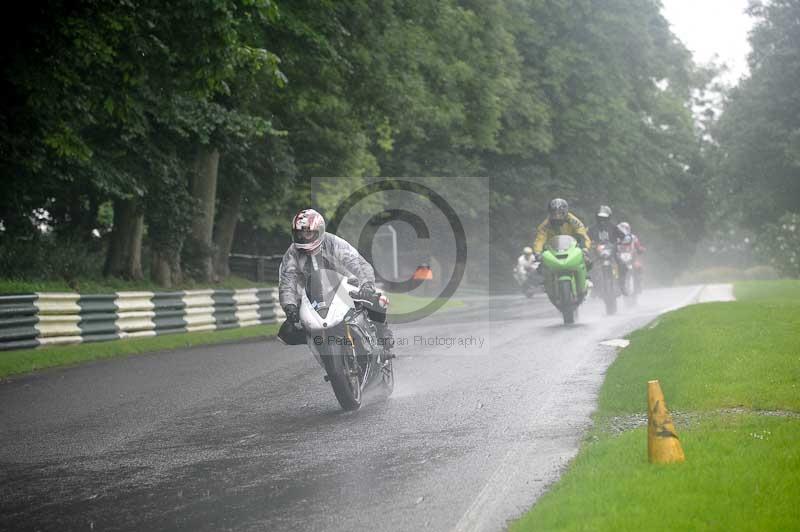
[0,323,279,379]
[512,279,800,531]
[597,300,800,416]
[385,292,466,314]
[0,275,273,295]
[513,414,800,532]
[734,279,800,302]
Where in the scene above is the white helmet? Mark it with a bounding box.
[292,209,325,254]
[548,198,569,222]
[523,246,533,255]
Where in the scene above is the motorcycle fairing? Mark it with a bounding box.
[299,273,354,332]
[540,235,589,310]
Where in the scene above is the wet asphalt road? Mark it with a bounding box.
[0,285,710,531]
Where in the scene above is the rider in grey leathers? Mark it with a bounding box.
[279,208,394,355]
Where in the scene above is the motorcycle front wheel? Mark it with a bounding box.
[322,343,363,411]
[603,269,617,315]
[524,284,536,298]
[559,279,575,325]
[622,270,635,296]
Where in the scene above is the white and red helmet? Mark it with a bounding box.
[292,209,326,254]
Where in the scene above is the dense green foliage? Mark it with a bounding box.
[1,0,714,288]
[755,213,800,277]
[710,0,800,276]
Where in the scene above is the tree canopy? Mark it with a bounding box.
[0,0,725,287]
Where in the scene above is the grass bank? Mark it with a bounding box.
[385,292,465,314]
[512,280,800,531]
[0,323,281,379]
[0,275,273,295]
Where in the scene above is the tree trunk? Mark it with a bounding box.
[213,183,243,280]
[151,250,171,288]
[104,198,144,280]
[104,198,131,277]
[151,248,182,288]
[188,145,220,283]
[128,212,144,280]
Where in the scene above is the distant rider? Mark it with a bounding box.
[532,198,592,261]
[278,208,394,356]
[617,222,646,255]
[588,205,626,247]
[514,246,538,285]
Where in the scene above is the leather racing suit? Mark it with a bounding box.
[532,213,592,255]
[279,232,393,352]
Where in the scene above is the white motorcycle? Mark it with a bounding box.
[281,268,394,411]
[514,259,541,298]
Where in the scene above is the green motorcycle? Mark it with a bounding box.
[540,235,589,324]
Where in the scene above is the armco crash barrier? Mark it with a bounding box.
[0,288,284,351]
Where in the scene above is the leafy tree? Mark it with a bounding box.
[713,0,800,231]
[756,213,800,277]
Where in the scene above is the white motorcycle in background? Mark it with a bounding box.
[280,268,394,411]
[513,258,542,298]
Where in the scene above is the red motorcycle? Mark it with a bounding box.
[616,223,645,303]
[616,236,636,300]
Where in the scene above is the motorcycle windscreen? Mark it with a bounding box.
[304,268,345,316]
[546,235,577,253]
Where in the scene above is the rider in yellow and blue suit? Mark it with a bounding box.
[532,198,592,257]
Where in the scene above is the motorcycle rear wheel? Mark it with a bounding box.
[323,343,363,411]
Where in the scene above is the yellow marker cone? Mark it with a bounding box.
[647,380,685,464]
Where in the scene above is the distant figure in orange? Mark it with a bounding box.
[413,263,433,281]
[413,263,434,295]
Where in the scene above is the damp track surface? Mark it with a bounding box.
[0,286,711,531]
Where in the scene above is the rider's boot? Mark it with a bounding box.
[375,322,395,361]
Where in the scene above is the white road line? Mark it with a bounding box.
[451,448,517,532]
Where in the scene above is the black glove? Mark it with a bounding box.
[284,303,299,323]
[358,281,377,299]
